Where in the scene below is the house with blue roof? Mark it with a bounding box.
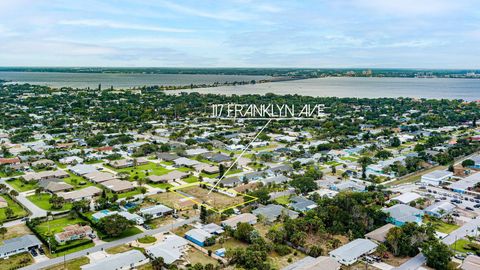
[383,204,423,226]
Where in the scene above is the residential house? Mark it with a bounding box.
[289,196,317,212]
[145,235,189,264]
[185,228,213,247]
[69,164,98,176]
[220,176,242,187]
[173,157,200,167]
[252,204,298,223]
[81,250,148,270]
[282,256,341,270]
[365,224,395,243]
[54,224,93,244]
[139,204,173,218]
[421,170,453,186]
[58,186,102,202]
[384,204,424,226]
[424,201,455,218]
[84,171,116,183]
[221,213,257,229]
[391,192,422,205]
[23,170,69,182]
[157,153,180,162]
[101,179,135,193]
[449,173,480,195]
[0,235,42,259]
[329,239,378,265]
[202,223,224,235]
[59,156,84,165]
[147,170,189,183]
[193,163,219,174]
[108,158,148,169]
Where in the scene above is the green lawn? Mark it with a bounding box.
[35,217,86,235]
[63,172,96,189]
[0,171,24,178]
[274,195,290,205]
[0,194,28,222]
[115,188,144,199]
[137,235,156,244]
[107,162,171,181]
[425,218,460,234]
[44,256,90,270]
[147,183,173,189]
[200,168,242,179]
[183,176,199,183]
[7,178,38,192]
[0,252,33,270]
[27,193,72,211]
[101,227,142,241]
[451,239,474,253]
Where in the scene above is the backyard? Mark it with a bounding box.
[0,194,28,222]
[172,183,256,212]
[27,193,73,211]
[7,178,38,192]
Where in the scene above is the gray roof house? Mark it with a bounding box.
[384,204,424,226]
[157,153,180,162]
[282,256,341,270]
[81,250,147,270]
[69,164,98,176]
[329,239,378,265]
[424,201,455,218]
[261,175,290,185]
[220,176,242,187]
[289,196,317,212]
[0,235,42,259]
[252,204,299,222]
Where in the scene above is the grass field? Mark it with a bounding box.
[185,248,218,266]
[137,235,157,244]
[101,227,143,242]
[7,178,38,192]
[107,162,171,181]
[172,182,257,212]
[274,195,290,205]
[0,194,28,222]
[106,244,133,254]
[27,193,72,211]
[44,257,90,270]
[0,253,33,270]
[425,218,460,234]
[451,239,474,253]
[35,217,86,235]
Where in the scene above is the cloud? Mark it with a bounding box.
[350,0,469,17]
[58,19,192,33]
[155,0,252,22]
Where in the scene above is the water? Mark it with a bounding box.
[171,77,480,100]
[1,72,479,100]
[0,71,271,89]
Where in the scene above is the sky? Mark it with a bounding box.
[1,0,480,68]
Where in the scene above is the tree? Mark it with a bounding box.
[98,214,133,237]
[358,156,373,179]
[151,257,164,270]
[9,190,19,197]
[375,150,393,160]
[423,240,453,270]
[390,137,401,147]
[0,226,7,239]
[219,164,225,179]
[290,176,317,194]
[49,195,65,209]
[5,208,14,219]
[234,222,255,243]
[462,159,475,167]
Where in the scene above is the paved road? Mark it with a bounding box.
[394,217,480,270]
[21,216,199,270]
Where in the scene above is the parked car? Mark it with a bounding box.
[474,204,480,208]
[466,207,474,211]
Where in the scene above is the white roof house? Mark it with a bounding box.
[145,235,189,264]
[221,213,257,229]
[421,170,453,186]
[69,164,98,176]
[329,239,378,265]
[424,201,456,218]
[391,192,422,204]
[81,250,147,270]
[449,173,480,193]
